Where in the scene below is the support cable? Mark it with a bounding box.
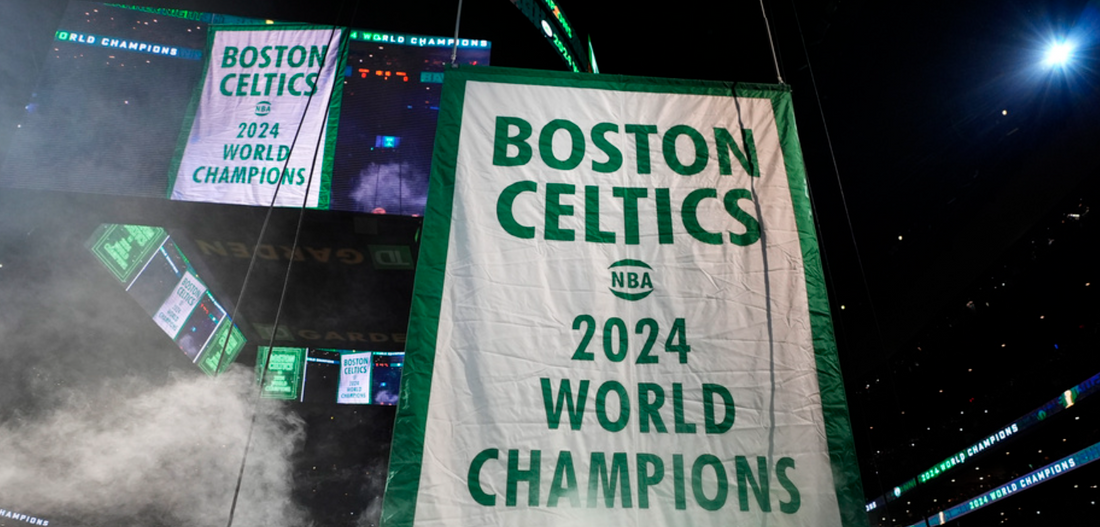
[450,0,465,67]
[758,0,785,84]
[788,2,893,523]
[220,5,352,523]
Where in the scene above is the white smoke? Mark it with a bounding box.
[349,162,427,215]
[0,368,307,527]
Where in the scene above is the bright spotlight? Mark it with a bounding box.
[1045,41,1074,67]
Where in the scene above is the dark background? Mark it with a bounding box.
[1,1,1098,526]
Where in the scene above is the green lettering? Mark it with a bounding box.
[655,188,674,244]
[584,186,615,243]
[548,451,580,507]
[673,454,687,510]
[703,383,735,434]
[468,449,498,506]
[235,73,250,96]
[673,383,696,433]
[287,73,303,96]
[539,119,585,170]
[221,46,239,67]
[612,187,647,245]
[544,183,575,241]
[219,74,236,96]
[637,383,667,433]
[587,452,632,508]
[590,123,622,173]
[624,124,657,174]
[258,46,272,68]
[692,454,728,511]
[496,181,537,239]
[239,46,258,68]
[714,127,759,177]
[636,453,664,509]
[287,45,307,67]
[777,457,801,513]
[735,456,770,512]
[723,189,761,246]
[682,188,722,244]
[662,125,708,175]
[308,45,329,68]
[506,450,541,507]
[595,381,629,432]
[540,378,588,430]
[492,116,533,166]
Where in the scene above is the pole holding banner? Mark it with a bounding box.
[383,67,866,527]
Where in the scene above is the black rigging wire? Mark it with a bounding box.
[220,2,353,523]
[787,0,893,523]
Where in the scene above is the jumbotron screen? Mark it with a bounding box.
[1,1,490,217]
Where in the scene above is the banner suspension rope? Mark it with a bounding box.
[221,2,353,524]
[758,0,785,84]
[787,2,894,521]
[450,0,465,67]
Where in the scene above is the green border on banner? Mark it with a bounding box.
[316,27,348,210]
[381,66,867,527]
[165,23,344,208]
[770,88,869,527]
[380,63,466,527]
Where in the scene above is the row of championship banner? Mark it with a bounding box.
[380,68,867,527]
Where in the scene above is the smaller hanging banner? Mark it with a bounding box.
[168,25,345,209]
[257,346,306,400]
[153,271,207,339]
[338,351,374,404]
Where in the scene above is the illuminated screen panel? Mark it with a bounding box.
[923,441,1100,526]
[88,223,246,373]
[327,31,490,216]
[509,0,588,72]
[197,320,246,376]
[0,1,220,197]
[257,346,306,400]
[371,352,404,405]
[87,223,168,284]
[174,291,227,361]
[126,239,190,315]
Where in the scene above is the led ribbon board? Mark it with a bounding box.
[381,68,865,527]
[510,0,589,72]
[868,371,1100,508]
[905,440,1100,527]
[168,25,345,208]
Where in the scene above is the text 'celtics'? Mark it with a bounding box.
[493,117,762,246]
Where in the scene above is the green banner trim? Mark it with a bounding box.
[164,24,217,197]
[381,65,867,527]
[380,67,467,527]
[772,89,869,527]
[316,27,347,210]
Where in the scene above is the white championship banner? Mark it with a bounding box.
[169,25,343,208]
[338,352,374,405]
[382,68,866,527]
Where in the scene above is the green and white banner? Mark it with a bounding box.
[169,25,344,208]
[383,68,866,527]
